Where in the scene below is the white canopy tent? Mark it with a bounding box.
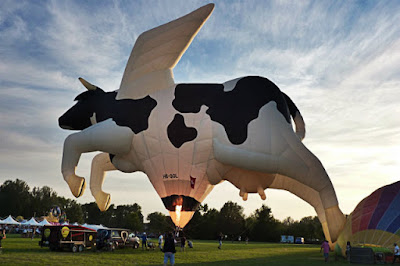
[0,215,20,225]
[22,217,41,227]
[38,218,51,226]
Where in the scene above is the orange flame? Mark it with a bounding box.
[175,205,182,226]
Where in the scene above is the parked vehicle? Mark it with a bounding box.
[39,225,97,252]
[96,228,140,251]
[295,237,305,244]
[280,235,294,243]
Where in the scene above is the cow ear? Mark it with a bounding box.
[79,77,97,91]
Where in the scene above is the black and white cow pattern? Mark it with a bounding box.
[170,76,298,146]
[59,75,344,242]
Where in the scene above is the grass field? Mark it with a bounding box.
[0,234,349,265]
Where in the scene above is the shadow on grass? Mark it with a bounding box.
[178,254,349,266]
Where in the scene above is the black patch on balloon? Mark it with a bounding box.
[172,76,291,145]
[59,89,157,133]
[167,114,198,148]
[161,195,201,211]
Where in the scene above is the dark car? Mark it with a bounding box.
[39,225,97,252]
[96,228,140,251]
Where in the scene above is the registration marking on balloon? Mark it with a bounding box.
[163,174,178,180]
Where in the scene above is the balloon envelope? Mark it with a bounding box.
[336,181,400,256]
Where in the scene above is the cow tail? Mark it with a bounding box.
[282,93,306,140]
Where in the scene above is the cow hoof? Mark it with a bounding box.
[67,175,86,198]
[95,191,111,211]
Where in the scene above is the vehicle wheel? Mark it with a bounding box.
[71,245,78,253]
[78,245,84,252]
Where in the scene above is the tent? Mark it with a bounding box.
[38,218,51,226]
[0,215,20,225]
[22,217,41,227]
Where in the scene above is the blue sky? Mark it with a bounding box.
[0,0,399,221]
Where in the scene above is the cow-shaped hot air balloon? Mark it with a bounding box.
[58,3,345,243]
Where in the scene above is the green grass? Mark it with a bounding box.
[0,234,349,265]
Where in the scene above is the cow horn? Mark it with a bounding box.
[79,77,97,91]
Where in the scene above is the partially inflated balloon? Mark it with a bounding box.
[335,181,400,256]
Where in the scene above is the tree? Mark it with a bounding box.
[248,205,281,242]
[218,201,245,238]
[81,202,114,225]
[59,198,84,224]
[283,216,295,226]
[0,179,32,217]
[112,204,143,227]
[297,216,324,241]
[125,212,143,232]
[147,212,174,233]
[30,186,59,216]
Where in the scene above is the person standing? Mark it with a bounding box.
[0,229,6,254]
[141,232,147,250]
[158,233,164,250]
[320,240,330,262]
[180,235,186,252]
[163,232,176,266]
[393,243,400,264]
[218,233,223,249]
[346,241,351,262]
[31,226,36,240]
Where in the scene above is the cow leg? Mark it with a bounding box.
[212,102,345,242]
[276,131,346,242]
[90,153,116,211]
[90,152,138,211]
[61,119,134,198]
[269,174,333,243]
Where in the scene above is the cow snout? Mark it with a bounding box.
[58,116,73,130]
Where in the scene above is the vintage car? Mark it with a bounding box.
[96,228,140,251]
[39,225,97,252]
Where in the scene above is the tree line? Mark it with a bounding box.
[0,179,324,242]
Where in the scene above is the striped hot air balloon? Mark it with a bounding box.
[336,181,400,256]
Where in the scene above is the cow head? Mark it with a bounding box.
[58,78,105,130]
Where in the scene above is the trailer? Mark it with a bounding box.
[39,225,97,252]
[280,235,294,243]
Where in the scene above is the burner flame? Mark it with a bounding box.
[175,205,182,226]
